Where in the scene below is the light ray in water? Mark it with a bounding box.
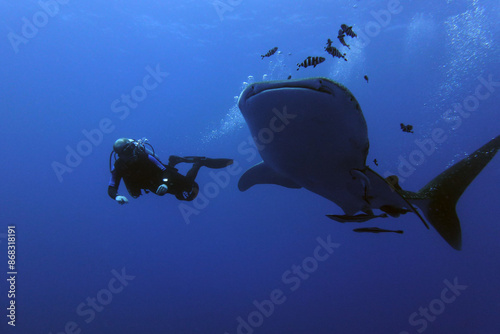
[201,53,289,143]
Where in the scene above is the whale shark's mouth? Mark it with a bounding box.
[238,77,353,111]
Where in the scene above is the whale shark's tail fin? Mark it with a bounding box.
[410,135,500,250]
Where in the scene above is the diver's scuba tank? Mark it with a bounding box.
[109,137,163,172]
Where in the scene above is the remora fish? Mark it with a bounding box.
[353,227,404,234]
[237,77,500,250]
[327,213,388,223]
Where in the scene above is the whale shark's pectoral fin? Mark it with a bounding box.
[326,213,388,223]
[238,162,302,191]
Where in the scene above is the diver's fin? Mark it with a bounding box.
[168,155,188,166]
[326,213,388,223]
[238,162,301,191]
[197,158,233,169]
[170,156,233,169]
[411,135,500,250]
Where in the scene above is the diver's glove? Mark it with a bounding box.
[156,184,168,196]
[115,196,129,205]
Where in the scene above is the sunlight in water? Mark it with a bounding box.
[405,12,437,56]
[201,53,290,143]
[439,0,492,101]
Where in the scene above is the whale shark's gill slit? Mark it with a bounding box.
[318,86,334,96]
[346,93,361,111]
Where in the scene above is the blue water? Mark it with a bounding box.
[1,0,499,333]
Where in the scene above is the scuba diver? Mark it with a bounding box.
[108,138,233,205]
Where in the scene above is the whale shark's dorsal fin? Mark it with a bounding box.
[238,162,302,191]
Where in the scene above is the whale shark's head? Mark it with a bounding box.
[237,77,363,137]
[238,77,343,105]
[237,77,367,162]
[238,77,358,117]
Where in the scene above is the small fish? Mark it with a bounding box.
[400,123,414,133]
[325,44,347,61]
[373,158,378,166]
[261,47,278,59]
[364,75,369,83]
[337,29,350,49]
[297,56,325,70]
[353,227,404,234]
[327,213,388,223]
[341,24,357,38]
[287,75,292,80]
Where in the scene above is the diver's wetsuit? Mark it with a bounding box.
[108,154,200,201]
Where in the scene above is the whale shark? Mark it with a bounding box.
[237,77,500,250]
